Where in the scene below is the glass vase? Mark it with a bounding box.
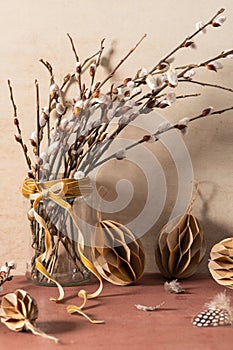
[25,196,91,286]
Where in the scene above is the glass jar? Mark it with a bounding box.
[25,196,92,286]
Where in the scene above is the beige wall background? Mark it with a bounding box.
[0,0,233,276]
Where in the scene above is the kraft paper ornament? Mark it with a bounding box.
[155,190,205,279]
[67,219,145,323]
[208,237,233,289]
[90,219,145,285]
[0,289,58,342]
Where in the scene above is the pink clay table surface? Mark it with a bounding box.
[0,273,232,350]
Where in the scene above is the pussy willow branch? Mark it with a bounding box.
[72,123,108,176]
[67,34,105,97]
[67,33,82,94]
[90,106,233,171]
[0,263,14,288]
[143,48,233,108]
[8,80,32,172]
[67,33,80,62]
[199,49,233,68]
[39,59,54,84]
[81,38,105,69]
[177,49,233,80]
[179,79,233,93]
[148,8,225,75]
[88,38,105,99]
[81,93,201,173]
[97,34,147,90]
[35,80,40,180]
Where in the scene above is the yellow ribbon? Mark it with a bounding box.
[21,177,104,323]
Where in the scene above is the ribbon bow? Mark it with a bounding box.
[21,177,104,323]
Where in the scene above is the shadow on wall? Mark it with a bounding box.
[196,180,233,273]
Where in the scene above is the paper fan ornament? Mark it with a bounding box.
[66,219,145,323]
[155,190,205,279]
[90,219,145,285]
[208,237,233,288]
[0,289,58,342]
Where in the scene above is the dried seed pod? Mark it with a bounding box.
[91,220,145,285]
[155,213,205,279]
[0,289,58,342]
[208,237,233,288]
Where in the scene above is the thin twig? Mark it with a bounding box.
[8,80,33,172]
[39,59,54,84]
[35,81,40,149]
[98,34,147,89]
[67,33,80,62]
[177,49,233,79]
[179,79,233,93]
